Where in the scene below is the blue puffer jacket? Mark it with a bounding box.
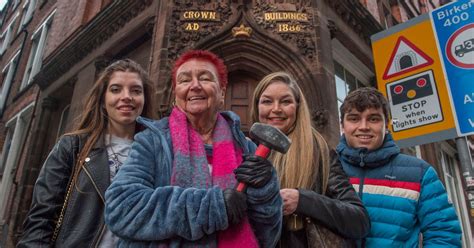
[104,112,282,247]
[336,133,461,247]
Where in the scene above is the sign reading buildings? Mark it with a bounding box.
[263,12,309,32]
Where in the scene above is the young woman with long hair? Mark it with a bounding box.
[18,59,155,247]
[250,71,370,247]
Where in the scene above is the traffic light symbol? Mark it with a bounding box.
[390,72,433,105]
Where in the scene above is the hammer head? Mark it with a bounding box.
[249,123,291,154]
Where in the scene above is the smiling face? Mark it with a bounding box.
[174,59,225,120]
[341,107,387,151]
[104,71,144,134]
[257,81,297,134]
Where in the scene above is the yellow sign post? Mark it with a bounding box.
[372,15,457,147]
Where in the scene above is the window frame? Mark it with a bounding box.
[332,39,373,121]
[18,0,37,29]
[0,12,20,55]
[20,10,55,89]
[0,50,21,114]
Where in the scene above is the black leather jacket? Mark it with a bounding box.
[17,135,110,248]
[279,151,371,248]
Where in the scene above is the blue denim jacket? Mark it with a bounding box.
[105,111,282,247]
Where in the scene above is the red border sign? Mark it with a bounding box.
[383,36,434,80]
[445,23,474,69]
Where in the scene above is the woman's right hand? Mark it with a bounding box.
[280,188,299,215]
[234,155,273,188]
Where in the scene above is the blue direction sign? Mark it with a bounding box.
[431,0,474,136]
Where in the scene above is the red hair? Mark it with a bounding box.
[171,50,228,89]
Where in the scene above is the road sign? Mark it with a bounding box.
[372,15,457,148]
[383,36,434,80]
[388,70,443,132]
[431,0,474,136]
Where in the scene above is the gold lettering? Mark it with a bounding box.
[277,24,302,33]
[184,23,200,31]
[182,11,217,20]
[263,12,309,22]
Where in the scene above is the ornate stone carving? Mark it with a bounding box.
[167,1,232,60]
[252,1,316,60]
[327,19,337,39]
[312,108,329,129]
[232,24,252,38]
[323,0,382,44]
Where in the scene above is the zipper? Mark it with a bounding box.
[93,222,106,247]
[82,159,107,247]
[82,162,105,203]
[358,152,366,200]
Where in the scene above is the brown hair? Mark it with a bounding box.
[67,59,155,186]
[339,87,389,124]
[251,72,330,192]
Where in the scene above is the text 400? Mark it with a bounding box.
[444,12,469,27]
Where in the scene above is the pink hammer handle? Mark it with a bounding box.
[236,144,271,192]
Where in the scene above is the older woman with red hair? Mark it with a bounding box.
[104,50,282,247]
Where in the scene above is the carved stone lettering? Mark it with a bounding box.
[168,2,232,60]
[253,1,316,60]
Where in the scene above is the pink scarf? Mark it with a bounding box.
[169,107,258,248]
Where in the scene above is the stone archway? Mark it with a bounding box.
[207,38,314,133]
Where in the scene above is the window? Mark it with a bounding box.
[440,142,473,248]
[334,61,362,111]
[12,0,21,10]
[18,0,37,29]
[0,104,34,216]
[21,10,54,89]
[332,40,373,118]
[0,13,19,55]
[0,51,21,113]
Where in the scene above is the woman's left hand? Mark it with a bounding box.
[280,188,299,215]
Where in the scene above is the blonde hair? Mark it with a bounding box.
[251,72,330,192]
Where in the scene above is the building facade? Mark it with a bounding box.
[0,0,471,247]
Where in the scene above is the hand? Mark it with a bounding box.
[280,188,299,216]
[234,155,273,188]
[223,188,248,225]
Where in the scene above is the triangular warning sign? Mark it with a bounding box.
[382,36,433,80]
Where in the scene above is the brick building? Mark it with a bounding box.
[0,0,471,247]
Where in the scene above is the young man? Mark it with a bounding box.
[336,87,462,247]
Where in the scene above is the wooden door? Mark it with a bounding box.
[225,71,259,133]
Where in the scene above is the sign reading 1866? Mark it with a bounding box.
[264,11,309,33]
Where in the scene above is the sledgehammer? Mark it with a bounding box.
[236,123,291,192]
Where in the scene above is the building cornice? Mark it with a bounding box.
[325,0,383,44]
[35,0,153,89]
